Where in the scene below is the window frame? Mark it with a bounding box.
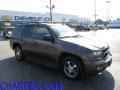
[32,25,52,41]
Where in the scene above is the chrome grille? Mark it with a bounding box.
[103,47,109,59]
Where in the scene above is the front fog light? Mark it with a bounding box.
[97,67,102,71]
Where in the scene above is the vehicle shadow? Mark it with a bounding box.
[0,57,114,90]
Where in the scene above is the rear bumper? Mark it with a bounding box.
[84,55,112,74]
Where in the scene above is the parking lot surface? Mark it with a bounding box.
[0,29,120,90]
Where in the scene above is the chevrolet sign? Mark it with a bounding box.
[0,15,50,22]
[14,16,50,22]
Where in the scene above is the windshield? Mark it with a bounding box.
[50,24,78,38]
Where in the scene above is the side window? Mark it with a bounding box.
[13,25,23,36]
[33,26,50,40]
[21,25,34,38]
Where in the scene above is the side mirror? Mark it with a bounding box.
[43,35,54,42]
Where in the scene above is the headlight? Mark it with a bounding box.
[93,51,103,60]
[93,51,102,56]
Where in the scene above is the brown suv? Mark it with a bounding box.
[10,23,112,79]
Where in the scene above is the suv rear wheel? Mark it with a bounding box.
[61,56,83,79]
[14,46,24,61]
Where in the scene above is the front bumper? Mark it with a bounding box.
[84,54,112,74]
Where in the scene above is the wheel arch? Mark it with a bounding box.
[13,43,22,50]
[59,52,85,71]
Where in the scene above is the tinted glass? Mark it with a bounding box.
[13,25,23,36]
[33,26,50,40]
[21,25,34,38]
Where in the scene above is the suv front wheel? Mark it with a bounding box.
[14,46,25,61]
[61,56,83,79]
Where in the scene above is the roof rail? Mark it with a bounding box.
[24,21,41,24]
[16,22,56,26]
[22,21,52,24]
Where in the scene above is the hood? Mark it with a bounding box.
[60,37,108,51]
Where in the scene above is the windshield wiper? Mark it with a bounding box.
[73,34,84,37]
[59,34,83,38]
[59,36,73,38]
[72,35,80,37]
[59,35,79,38]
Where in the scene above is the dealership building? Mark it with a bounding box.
[0,10,92,24]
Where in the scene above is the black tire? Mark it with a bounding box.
[14,45,25,61]
[61,56,84,79]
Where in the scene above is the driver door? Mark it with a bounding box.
[31,25,58,63]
